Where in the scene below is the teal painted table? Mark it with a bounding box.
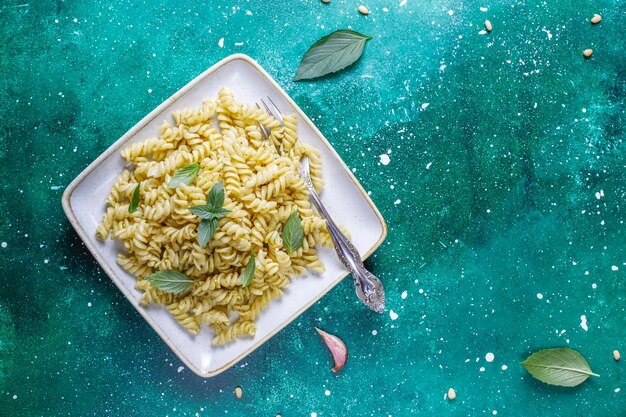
[1,0,625,415]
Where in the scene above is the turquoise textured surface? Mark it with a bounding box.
[1,0,625,415]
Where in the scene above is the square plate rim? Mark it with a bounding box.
[61,53,388,378]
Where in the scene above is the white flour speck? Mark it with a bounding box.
[401,291,408,299]
[44,259,49,264]
[177,366,184,373]
[372,330,378,335]
[218,38,224,48]
[478,30,487,35]
[616,388,621,393]
[390,310,399,320]
[595,191,602,199]
[479,367,485,372]
[580,315,588,331]
[12,395,17,400]
[501,365,508,371]
[426,162,432,169]
[612,265,619,271]
[383,7,389,12]
[485,353,495,362]
[400,0,407,6]
[148,89,152,93]
[379,154,391,165]
[325,390,331,396]
[537,293,543,299]
[394,199,401,205]
[1,242,7,248]
[448,9,454,15]
[421,103,430,110]
[311,413,317,417]
[592,283,597,289]
[87,302,92,307]
[480,7,488,12]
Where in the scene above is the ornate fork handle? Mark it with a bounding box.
[300,166,386,313]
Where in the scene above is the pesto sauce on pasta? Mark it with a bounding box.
[96,88,334,345]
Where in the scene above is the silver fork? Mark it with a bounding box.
[258,97,386,313]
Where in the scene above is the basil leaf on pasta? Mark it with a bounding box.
[198,217,218,248]
[128,183,141,213]
[168,163,200,188]
[207,181,225,209]
[241,251,256,288]
[145,270,192,294]
[282,211,303,253]
[212,208,231,218]
[189,205,215,219]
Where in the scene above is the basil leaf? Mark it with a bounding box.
[241,251,256,288]
[281,211,303,253]
[206,181,225,209]
[521,348,599,387]
[294,30,372,81]
[145,270,192,294]
[189,206,230,220]
[212,208,231,218]
[198,217,218,248]
[168,163,200,188]
[189,205,215,219]
[128,183,141,213]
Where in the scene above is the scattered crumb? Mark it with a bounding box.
[390,310,399,320]
[218,38,224,48]
[485,353,495,362]
[580,315,588,331]
[401,291,408,299]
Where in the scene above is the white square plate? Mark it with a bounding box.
[62,54,387,377]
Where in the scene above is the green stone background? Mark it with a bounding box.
[1,0,624,415]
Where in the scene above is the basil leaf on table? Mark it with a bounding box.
[145,270,192,294]
[281,211,303,253]
[241,251,256,288]
[168,163,200,188]
[294,29,372,81]
[198,218,218,248]
[128,182,141,213]
[521,347,599,387]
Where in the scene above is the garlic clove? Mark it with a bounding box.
[316,327,348,372]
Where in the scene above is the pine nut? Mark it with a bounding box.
[583,49,593,58]
[485,20,492,32]
[447,387,456,400]
[614,350,621,361]
[358,5,369,15]
[591,14,602,24]
[234,386,243,399]
[321,0,330,3]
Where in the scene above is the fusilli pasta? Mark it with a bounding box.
[97,88,337,345]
